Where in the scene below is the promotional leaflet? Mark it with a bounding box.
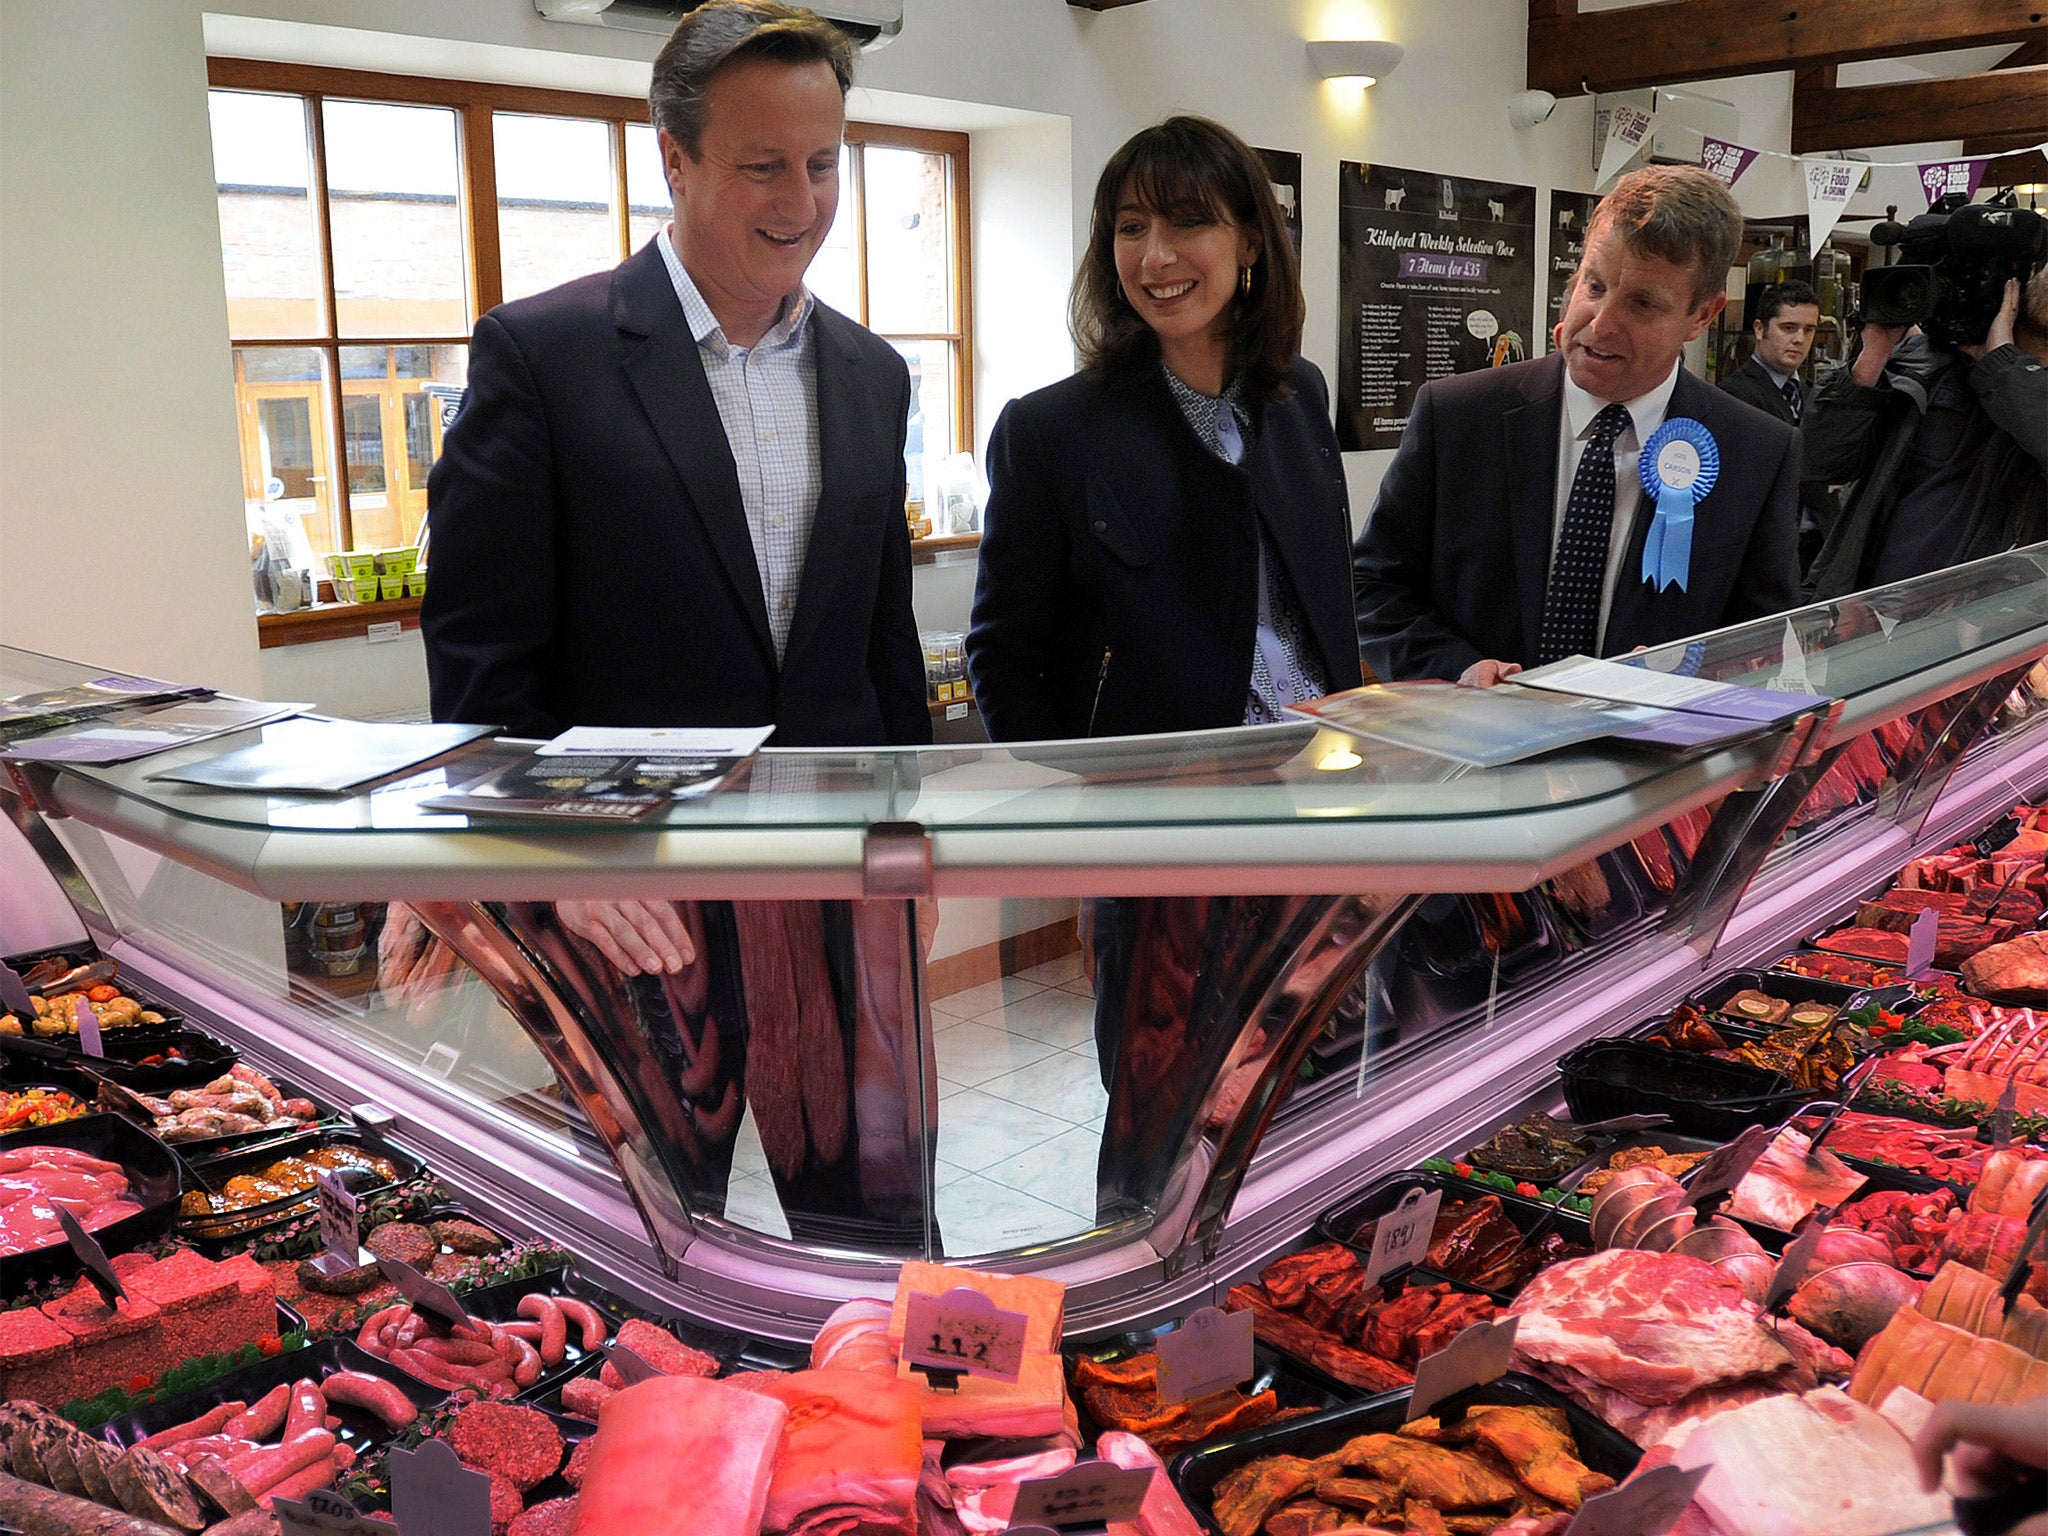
[2,697,307,765]
[421,749,755,820]
[0,674,213,746]
[537,724,774,758]
[1514,655,1833,723]
[152,719,496,794]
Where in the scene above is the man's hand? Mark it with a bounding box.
[557,900,696,975]
[1959,278,2022,362]
[1851,321,1912,387]
[1458,658,1524,688]
[1914,1396,2048,1531]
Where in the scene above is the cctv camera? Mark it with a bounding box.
[1509,89,1558,130]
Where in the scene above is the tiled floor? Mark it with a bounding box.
[722,952,1110,1255]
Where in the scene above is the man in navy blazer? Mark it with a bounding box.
[1354,166,1800,685]
[423,5,928,756]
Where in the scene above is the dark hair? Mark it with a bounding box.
[1585,164,1743,310]
[1755,279,1820,328]
[650,1,856,158]
[1071,116,1304,409]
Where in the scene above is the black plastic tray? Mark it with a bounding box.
[1765,947,1916,988]
[0,1075,100,1133]
[138,1069,344,1161]
[1065,1328,1355,1452]
[1539,850,1650,950]
[1558,1036,1818,1139]
[177,1131,423,1248]
[97,1338,446,1458]
[0,1022,235,1093]
[3,942,191,1035]
[1689,968,1915,1024]
[1168,1372,1643,1536]
[1313,1170,1593,1302]
[0,1113,184,1293]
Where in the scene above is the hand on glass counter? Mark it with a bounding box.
[1915,1395,2048,1533]
[1457,658,1523,688]
[557,899,697,975]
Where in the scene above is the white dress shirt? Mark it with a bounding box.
[1551,358,1683,649]
[658,226,821,662]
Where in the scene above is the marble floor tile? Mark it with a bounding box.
[973,987,1099,1049]
[1014,951,1087,987]
[931,974,1047,1021]
[934,1018,1063,1088]
[938,1173,1093,1255]
[976,1051,1111,1126]
[982,1124,1103,1218]
[932,1087,1071,1172]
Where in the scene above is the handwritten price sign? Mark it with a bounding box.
[902,1287,1028,1383]
[315,1169,362,1270]
[271,1488,398,1536]
[1364,1186,1442,1288]
[1006,1463,1153,1528]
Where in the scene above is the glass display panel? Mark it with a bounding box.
[323,100,468,338]
[335,343,465,550]
[892,339,954,511]
[494,112,619,304]
[210,90,324,339]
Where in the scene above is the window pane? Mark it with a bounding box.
[625,123,668,256]
[343,394,387,496]
[211,91,324,339]
[235,346,340,570]
[338,344,389,381]
[335,344,465,551]
[891,339,955,512]
[495,113,618,303]
[805,153,859,318]
[324,100,468,338]
[864,145,951,333]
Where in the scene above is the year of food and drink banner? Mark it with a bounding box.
[1336,163,1537,451]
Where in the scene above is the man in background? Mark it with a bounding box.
[1722,279,1820,425]
[1354,164,1800,686]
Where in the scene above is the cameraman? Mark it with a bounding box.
[1805,272,2047,598]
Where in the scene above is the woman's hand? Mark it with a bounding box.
[1914,1396,2048,1534]
[1458,658,1524,688]
[556,900,696,975]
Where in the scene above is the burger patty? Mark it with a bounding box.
[364,1221,438,1268]
[448,1401,564,1491]
[508,1496,579,1536]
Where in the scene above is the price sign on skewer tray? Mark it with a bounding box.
[310,1169,370,1276]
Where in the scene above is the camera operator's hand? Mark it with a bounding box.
[1852,321,1912,386]
[1959,278,2022,362]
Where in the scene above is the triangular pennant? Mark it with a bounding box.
[1597,104,1657,187]
[1802,159,1862,255]
[1917,158,1989,206]
[1699,137,1757,187]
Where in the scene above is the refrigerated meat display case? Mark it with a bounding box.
[5,548,2048,1349]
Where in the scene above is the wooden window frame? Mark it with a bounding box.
[209,58,977,647]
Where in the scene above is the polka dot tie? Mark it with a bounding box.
[1536,402,1632,666]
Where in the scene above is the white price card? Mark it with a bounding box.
[1006,1463,1154,1529]
[55,1206,127,1308]
[1363,1186,1442,1289]
[390,1438,492,1536]
[73,995,103,1058]
[314,1169,363,1271]
[0,964,34,1017]
[1563,1462,1711,1536]
[1405,1316,1518,1423]
[1906,906,1939,978]
[272,1488,398,1536]
[1761,1217,1832,1314]
[902,1286,1029,1383]
[1156,1306,1255,1405]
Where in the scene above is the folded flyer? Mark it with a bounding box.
[537,724,774,758]
[2,698,308,765]
[1514,655,1832,723]
[151,719,496,794]
[421,750,752,820]
[0,674,213,746]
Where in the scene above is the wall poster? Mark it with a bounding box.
[1545,190,1603,353]
[1254,148,1304,258]
[1335,163,1536,452]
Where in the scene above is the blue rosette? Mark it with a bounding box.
[1639,417,1720,593]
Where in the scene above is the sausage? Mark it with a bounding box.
[506,1332,543,1389]
[499,1320,546,1343]
[554,1297,608,1351]
[226,1430,336,1498]
[254,1453,339,1510]
[392,1311,428,1349]
[135,1401,244,1453]
[153,1434,258,1470]
[320,1372,419,1430]
[330,1443,357,1473]
[517,1295,568,1365]
[414,1337,500,1367]
[386,1349,474,1393]
[222,1385,291,1443]
[282,1380,326,1440]
[355,1305,406,1356]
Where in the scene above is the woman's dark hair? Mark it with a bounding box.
[1071,116,1304,408]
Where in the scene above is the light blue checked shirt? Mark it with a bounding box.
[658,226,821,662]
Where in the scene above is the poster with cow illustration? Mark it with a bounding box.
[1546,190,1604,353]
[1336,162,1536,451]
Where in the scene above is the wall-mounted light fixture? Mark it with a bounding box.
[1308,39,1404,87]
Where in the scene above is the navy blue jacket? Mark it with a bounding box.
[969,359,1363,741]
[423,240,930,748]
[1353,352,1801,682]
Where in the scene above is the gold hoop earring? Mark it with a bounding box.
[1240,266,1254,297]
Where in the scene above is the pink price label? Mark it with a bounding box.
[72,995,103,1058]
[902,1286,1029,1383]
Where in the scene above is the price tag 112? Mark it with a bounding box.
[1006,1463,1153,1529]
[902,1287,1029,1384]
[1562,1462,1711,1536]
[1156,1306,1255,1405]
[1363,1187,1442,1289]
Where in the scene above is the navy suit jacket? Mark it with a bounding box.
[969,359,1362,741]
[422,241,931,748]
[1720,354,1807,426]
[1352,353,1801,682]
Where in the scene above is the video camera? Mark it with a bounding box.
[1862,191,2046,348]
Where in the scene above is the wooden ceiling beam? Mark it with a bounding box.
[1529,0,2048,96]
[1792,63,2048,152]
[1982,149,2048,185]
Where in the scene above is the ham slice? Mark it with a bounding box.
[946,1448,1076,1534]
[732,1369,922,1534]
[571,1376,789,1536]
[1671,1387,1950,1536]
[1724,1127,1867,1232]
[1098,1433,1203,1536]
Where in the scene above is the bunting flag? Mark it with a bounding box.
[1698,137,1757,187]
[1918,158,1990,206]
[1597,104,1657,187]
[1803,159,1863,255]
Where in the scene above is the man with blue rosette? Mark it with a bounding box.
[1353,165,1801,686]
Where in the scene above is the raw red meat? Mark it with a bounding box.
[0,1146,142,1257]
[1814,928,1911,964]
[1962,932,2048,1004]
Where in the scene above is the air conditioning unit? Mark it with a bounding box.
[535,0,901,48]
[1593,86,1739,171]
